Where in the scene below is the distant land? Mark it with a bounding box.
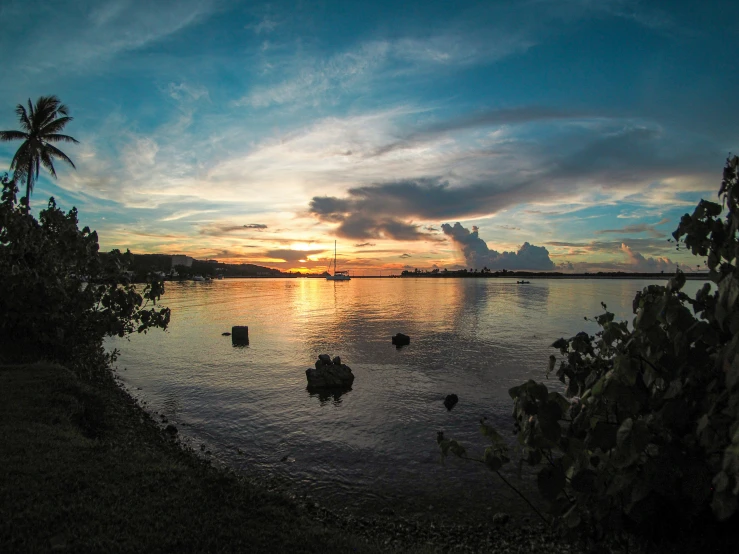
[118,253,709,281]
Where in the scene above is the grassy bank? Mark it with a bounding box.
[0,363,598,553]
[0,363,394,553]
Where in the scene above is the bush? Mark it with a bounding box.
[0,174,170,377]
[441,157,739,542]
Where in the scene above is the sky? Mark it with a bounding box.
[0,0,737,275]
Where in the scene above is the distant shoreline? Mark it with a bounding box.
[190,272,710,280]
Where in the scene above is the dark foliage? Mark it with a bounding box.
[441,157,739,546]
[0,174,170,377]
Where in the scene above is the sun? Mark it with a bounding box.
[290,242,318,251]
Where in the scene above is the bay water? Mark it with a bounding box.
[111,277,705,518]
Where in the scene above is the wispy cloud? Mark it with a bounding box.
[594,218,670,237]
[3,0,217,74]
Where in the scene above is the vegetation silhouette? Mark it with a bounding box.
[440,156,739,551]
[0,95,78,213]
[0,173,169,377]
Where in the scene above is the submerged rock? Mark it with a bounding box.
[306,354,354,389]
[443,394,459,411]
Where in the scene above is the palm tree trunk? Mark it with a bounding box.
[24,158,32,214]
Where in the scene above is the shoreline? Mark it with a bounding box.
[1,362,582,553]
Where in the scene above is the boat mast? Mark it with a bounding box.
[334,240,337,275]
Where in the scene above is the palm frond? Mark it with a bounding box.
[40,150,58,179]
[15,104,31,131]
[35,97,61,129]
[39,117,75,136]
[43,133,79,144]
[45,143,76,169]
[26,99,35,127]
[0,130,28,141]
[9,142,31,172]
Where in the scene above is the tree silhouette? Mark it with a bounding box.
[0,96,78,213]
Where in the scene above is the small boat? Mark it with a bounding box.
[326,241,351,281]
[516,280,530,284]
[192,275,205,282]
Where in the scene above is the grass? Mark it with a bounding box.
[0,363,390,553]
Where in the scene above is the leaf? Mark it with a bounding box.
[614,355,636,386]
[571,469,598,493]
[484,447,502,470]
[537,466,566,501]
[588,421,617,452]
[480,421,502,442]
[713,471,730,493]
[711,491,738,521]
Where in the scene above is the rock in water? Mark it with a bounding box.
[232,326,249,344]
[306,354,354,389]
[392,333,410,346]
[443,394,458,410]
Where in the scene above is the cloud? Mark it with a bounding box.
[237,41,391,108]
[399,253,412,258]
[3,0,215,74]
[595,218,670,238]
[166,82,210,103]
[441,222,555,270]
[353,242,375,247]
[261,249,326,263]
[309,177,527,233]
[198,223,270,236]
[245,16,279,34]
[160,209,217,221]
[620,243,676,272]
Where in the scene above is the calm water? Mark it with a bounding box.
[111,277,705,518]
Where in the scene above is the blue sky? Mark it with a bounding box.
[0,0,736,274]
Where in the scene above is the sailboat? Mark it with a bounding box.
[326,240,351,281]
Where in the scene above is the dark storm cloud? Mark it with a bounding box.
[262,249,326,262]
[309,178,530,240]
[547,126,719,187]
[441,222,555,270]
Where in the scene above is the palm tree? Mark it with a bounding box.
[0,96,78,213]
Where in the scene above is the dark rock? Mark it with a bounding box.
[318,354,332,365]
[165,424,178,435]
[232,326,249,344]
[443,394,459,411]
[392,333,410,346]
[332,356,341,366]
[222,332,231,336]
[306,359,355,389]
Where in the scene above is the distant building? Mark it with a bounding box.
[172,255,194,268]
